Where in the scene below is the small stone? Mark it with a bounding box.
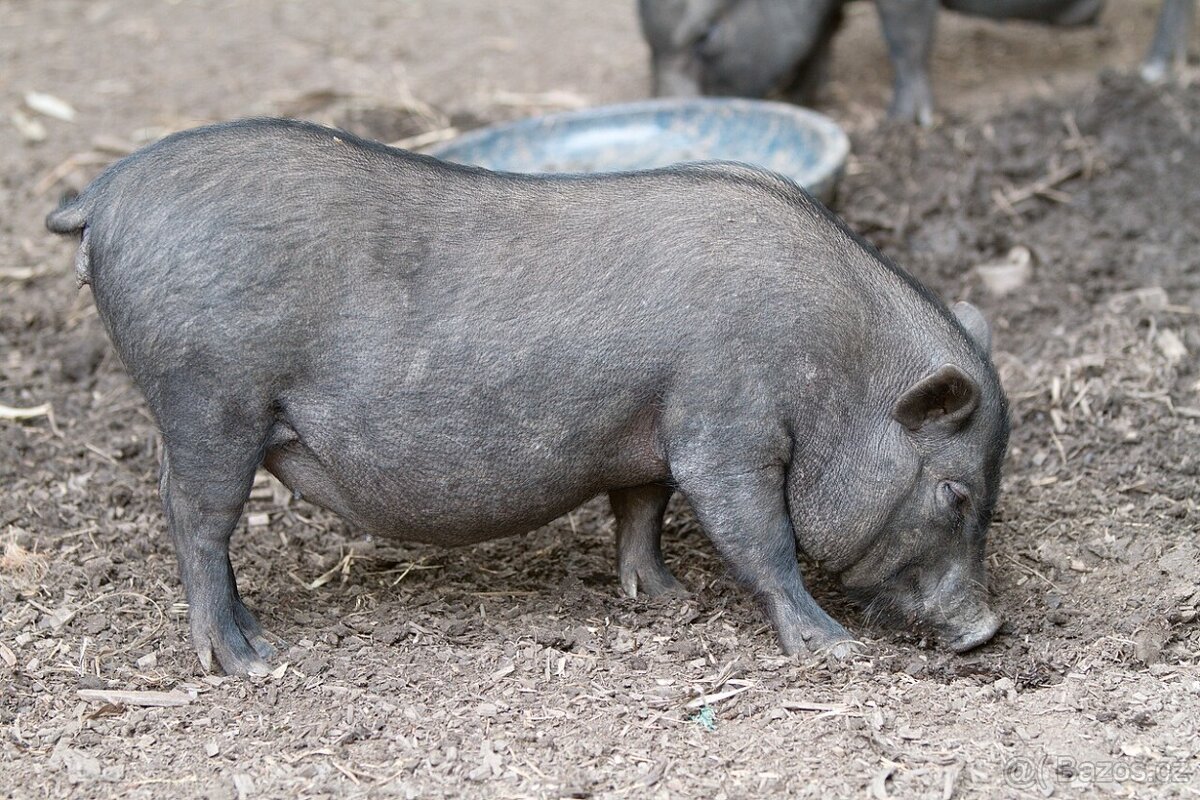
[58,749,102,783]
[1134,630,1163,665]
[974,246,1032,297]
[1156,329,1187,365]
[136,653,157,670]
[232,773,255,799]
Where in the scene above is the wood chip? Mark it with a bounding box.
[487,89,589,110]
[232,773,256,799]
[942,763,962,800]
[490,663,516,682]
[779,700,850,713]
[11,109,47,143]
[1156,329,1187,364]
[871,763,897,800]
[24,90,77,122]
[685,683,753,709]
[307,552,354,589]
[0,267,40,281]
[0,402,51,421]
[77,689,194,707]
[90,135,135,155]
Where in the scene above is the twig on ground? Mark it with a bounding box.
[77,689,194,707]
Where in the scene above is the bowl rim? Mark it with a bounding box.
[423,96,850,182]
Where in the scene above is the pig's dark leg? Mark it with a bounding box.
[1141,0,1195,82]
[782,3,844,105]
[675,466,856,656]
[611,484,683,598]
[160,447,276,676]
[874,0,938,126]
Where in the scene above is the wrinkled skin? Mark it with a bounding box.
[48,119,1009,676]
[639,0,1194,124]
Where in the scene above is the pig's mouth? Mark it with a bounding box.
[844,581,1002,653]
[940,611,1002,653]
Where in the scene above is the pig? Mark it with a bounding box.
[638,0,845,100]
[639,0,1195,125]
[47,118,1009,676]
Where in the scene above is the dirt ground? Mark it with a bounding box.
[2,1,1199,798]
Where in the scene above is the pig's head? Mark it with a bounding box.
[638,0,842,100]
[789,302,1009,653]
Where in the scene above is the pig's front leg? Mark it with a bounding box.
[611,483,684,598]
[875,0,938,126]
[1141,0,1195,83]
[675,463,857,657]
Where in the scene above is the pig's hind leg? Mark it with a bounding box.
[611,484,684,598]
[159,436,278,677]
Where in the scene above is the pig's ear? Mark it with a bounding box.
[952,301,992,355]
[894,365,980,431]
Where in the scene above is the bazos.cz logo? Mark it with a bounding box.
[1003,754,1193,790]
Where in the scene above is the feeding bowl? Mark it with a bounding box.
[424,98,849,203]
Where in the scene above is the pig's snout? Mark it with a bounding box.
[919,559,1002,653]
[863,562,1002,653]
[940,606,1001,653]
[651,57,704,97]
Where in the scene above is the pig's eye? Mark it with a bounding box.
[939,480,970,513]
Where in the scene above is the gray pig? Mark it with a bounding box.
[638,0,845,101]
[48,119,1009,676]
[640,0,1195,124]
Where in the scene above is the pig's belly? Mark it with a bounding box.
[261,407,666,546]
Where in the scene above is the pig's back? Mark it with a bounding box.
[80,118,855,387]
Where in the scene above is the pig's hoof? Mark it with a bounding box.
[888,83,934,129]
[781,625,860,660]
[1140,61,1168,84]
[817,639,864,661]
[619,563,686,600]
[192,601,277,677]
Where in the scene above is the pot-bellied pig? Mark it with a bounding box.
[48,119,1009,675]
[639,0,1195,124]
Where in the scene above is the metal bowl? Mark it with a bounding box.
[424,98,849,203]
